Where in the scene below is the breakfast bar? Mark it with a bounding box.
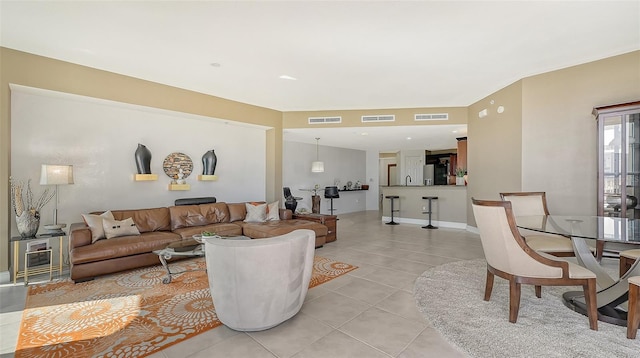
[380,185,467,228]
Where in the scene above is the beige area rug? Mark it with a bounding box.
[414,259,640,357]
[15,256,357,358]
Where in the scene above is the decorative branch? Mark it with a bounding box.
[9,177,54,216]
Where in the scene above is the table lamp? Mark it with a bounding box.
[40,164,74,229]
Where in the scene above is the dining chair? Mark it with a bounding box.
[472,198,598,330]
[620,249,640,277]
[499,192,598,258]
[629,276,640,339]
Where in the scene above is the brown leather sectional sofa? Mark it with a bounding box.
[69,202,329,282]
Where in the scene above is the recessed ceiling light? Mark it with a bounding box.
[361,132,369,136]
[210,63,221,67]
[279,75,297,80]
[406,137,412,140]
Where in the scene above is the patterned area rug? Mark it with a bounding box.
[15,256,357,358]
[414,259,640,357]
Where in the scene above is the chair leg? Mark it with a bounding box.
[508,280,521,323]
[628,281,640,339]
[484,270,494,301]
[582,279,598,331]
[620,256,633,278]
[535,285,542,298]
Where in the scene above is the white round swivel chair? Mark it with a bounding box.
[203,229,315,331]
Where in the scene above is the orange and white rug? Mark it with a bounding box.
[15,256,357,358]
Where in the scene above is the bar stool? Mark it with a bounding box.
[628,276,640,339]
[422,196,438,229]
[324,186,340,214]
[385,195,400,225]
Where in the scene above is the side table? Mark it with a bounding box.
[293,213,337,243]
[11,235,67,285]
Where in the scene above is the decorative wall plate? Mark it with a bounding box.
[162,152,193,179]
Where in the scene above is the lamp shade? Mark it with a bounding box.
[40,165,74,185]
[311,161,324,173]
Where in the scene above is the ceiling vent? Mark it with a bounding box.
[414,113,449,121]
[308,116,342,124]
[361,115,395,122]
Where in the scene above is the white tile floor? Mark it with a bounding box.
[0,210,485,357]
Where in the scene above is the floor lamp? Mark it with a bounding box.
[40,164,74,229]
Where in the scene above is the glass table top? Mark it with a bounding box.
[515,215,640,244]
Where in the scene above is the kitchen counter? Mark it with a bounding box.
[380,185,467,228]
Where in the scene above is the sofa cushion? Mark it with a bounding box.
[173,223,243,239]
[111,207,171,233]
[170,202,230,230]
[243,219,328,240]
[245,202,267,222]
[228,203,247,222]
[70,231,181,265]
[103,217,141,239]
[266,201,280,221]
[82,210,115,243]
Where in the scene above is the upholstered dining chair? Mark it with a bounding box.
[472,198,598,330]
[629,276,640,339]
[499,191,597,258]
[620,249,640,277]
[203,229,315,331]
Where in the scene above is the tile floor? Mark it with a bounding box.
[1,210,486,357]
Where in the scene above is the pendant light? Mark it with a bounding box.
[311,137,324,173]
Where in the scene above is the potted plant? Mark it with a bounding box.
[455,168,466,186]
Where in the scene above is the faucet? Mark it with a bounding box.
[405,175,412,186]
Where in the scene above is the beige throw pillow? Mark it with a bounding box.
[102,217,141,239]
[82,210,115,243]
[266,201,280,221]
[244,203,267,223]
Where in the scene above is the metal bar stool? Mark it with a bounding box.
[324,186,340,214]
[422,196,438,229]
[385,195,400,225]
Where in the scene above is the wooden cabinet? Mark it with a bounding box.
[293,213,337,243]
[594,101,640,218]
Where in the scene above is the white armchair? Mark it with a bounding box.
[203,229,315,331]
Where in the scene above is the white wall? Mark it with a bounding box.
[10,85,268,236]
[282,141,366,214]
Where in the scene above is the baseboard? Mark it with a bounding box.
[380,216,466,229]
[0,270,10,284]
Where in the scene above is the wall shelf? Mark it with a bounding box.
[168,183,190,191]
[134,174,158,181]
[197,175,218,181]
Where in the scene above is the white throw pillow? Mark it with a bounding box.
[266,201,280,221]
[102,217,141,239]
[244,203,267,223]
[82,210,115,243]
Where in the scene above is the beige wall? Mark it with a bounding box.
[467,81,524,225]
[467,50,640,226]
[0,47,283,273]
[521,51,640,216]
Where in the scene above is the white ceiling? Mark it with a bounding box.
[1,1,638,152]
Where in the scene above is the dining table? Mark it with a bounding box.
[515,214,640,326]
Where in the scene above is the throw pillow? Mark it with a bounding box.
[266,201,280,221]
[102,217,141,239]
[244,202,267,223]
[82,210,115,243]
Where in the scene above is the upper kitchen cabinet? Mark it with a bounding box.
[595,101,640,218]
